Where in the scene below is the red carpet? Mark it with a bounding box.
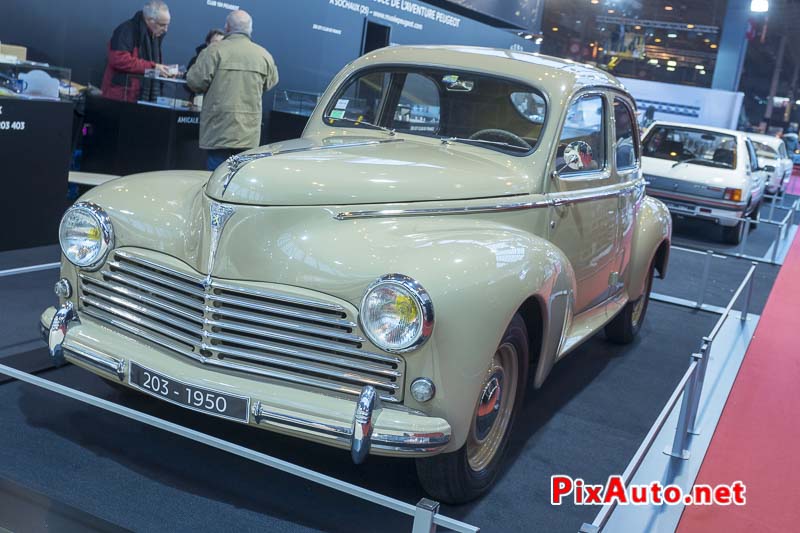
[677,226,800,531]
[787,167,800,195]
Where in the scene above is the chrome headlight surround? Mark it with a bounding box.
[359,274,434,354]
[58,202,114,271]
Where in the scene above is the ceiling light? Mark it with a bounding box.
[666,66,676,71]
[654,37,662,43]
[687,24,695,29]
[648,58,659,64]
[667,33,677,38]
[608,9,615,13]
[700,70,707,75]
[552,27,559,31]
[795,100,800,105]
[535,37,543,44]
[710,43,718,49]
[751,0,769,13]
[591,0,599,4]
[598,47,604,51]
[524,34,533,39]
[667,60,677,66]
[695,64,705,70]
[664,5,674,10]
[704,38,711,43]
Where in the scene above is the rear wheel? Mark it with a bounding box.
[722,219,745,245]
[416,315,529,504]
[605,262,654,344]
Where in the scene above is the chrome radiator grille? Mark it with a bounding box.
[79,250,404,402]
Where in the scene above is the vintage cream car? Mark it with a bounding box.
[42,46,671,503]
[749,133,793,195]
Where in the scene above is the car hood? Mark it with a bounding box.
[642,156,748,191]
[205,136,535,206]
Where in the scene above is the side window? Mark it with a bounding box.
[391,74,441,134]
[613,98,639,170]
[745,139,758,169]
[557,95,606,176]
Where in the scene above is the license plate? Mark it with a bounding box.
[128,362,250,422]
[664,201,695,214]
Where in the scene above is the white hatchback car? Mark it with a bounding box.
[749,133,793,194]
[642,121,766,244]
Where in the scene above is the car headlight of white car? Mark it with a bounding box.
[360,274,434,353]
[58,202,114,270]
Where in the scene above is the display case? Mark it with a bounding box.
[0,58,74,100]
[124,71,195,110]
[273,89,320,117]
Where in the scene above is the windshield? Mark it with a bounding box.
[322,67,546,155]
[643,126,737,169]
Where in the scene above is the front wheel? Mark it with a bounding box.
[415,315,529,504]
[605,262,654,344]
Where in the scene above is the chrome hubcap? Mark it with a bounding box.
[467,342,518,472]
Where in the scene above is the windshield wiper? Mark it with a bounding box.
[323,115,395,136]
[672,158,729,168]
[440,136,530,152]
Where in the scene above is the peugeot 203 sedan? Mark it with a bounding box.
[42,46,671,503]
[642,121,767,244]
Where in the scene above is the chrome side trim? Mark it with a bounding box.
[64,343,125,380]
[334,199,551,220]
[49,302,80,366]
[351,386,380,464]
[334,182,645,220]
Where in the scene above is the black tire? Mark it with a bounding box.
[722,220,745,245]
[605,262,654,344]
[415,314,530,504]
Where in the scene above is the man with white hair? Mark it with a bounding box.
[101,1,175,102]
[187,10,279,170]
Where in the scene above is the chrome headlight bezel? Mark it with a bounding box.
[58,202,114,271]
[359,274,434,354]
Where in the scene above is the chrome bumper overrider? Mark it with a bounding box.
[43,304,450,461]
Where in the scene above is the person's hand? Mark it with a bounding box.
[155,64,174,78]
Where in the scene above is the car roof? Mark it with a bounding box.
[354,45,626,97]
[648,121,746,139]
[748,132,786,149]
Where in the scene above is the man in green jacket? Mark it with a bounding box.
[186,10,279,170]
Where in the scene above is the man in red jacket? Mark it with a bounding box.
[101,1,173,102]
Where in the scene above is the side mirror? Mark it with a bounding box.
[762,164,776,173]
[563,141,593,171]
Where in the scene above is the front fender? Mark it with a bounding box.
[628,196,672,300]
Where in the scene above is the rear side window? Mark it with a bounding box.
[557,95,606,175]
[613,98,638,170]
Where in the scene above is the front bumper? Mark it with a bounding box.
[648,190,746,227]
[41,305,451,461]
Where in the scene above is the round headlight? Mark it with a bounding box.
[360,274,434,353]
[59,202,114,270]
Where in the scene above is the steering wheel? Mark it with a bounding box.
[469,129,532,150]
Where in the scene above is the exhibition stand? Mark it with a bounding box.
[80,95,205,176]
[0,98,72,251]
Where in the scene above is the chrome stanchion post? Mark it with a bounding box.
[696,250,713,309]
[412,499,440,533]
[772,221,783,263]
[738,217,750,257]
[664,355,700,460]
[741,262,757,322]
[688,343,711,434]
[768,194,777,222]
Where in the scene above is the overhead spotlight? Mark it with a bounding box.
[666,66,676,71]
[552,26,559,31]
[667,60,677,66]
[664,5,674,10]
[634,25,642,30]
[704,38,711,43]
[695,64,705,70]
[667,33,677,38]
[608,9,615,13]
[524,34,533,39]
[648,58,659,65]
[700,70,707,75]
[751,0,769,13]
[654,37,662,43]
[686,24,695,29]
[710,43,718,49]
[795,99,800,105]
[590,0,599,4]
[535,37,543,44]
